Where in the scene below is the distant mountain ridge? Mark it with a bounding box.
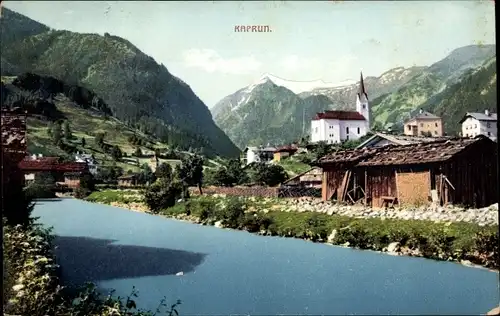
[0,8,239,157]
[212,44,496,147]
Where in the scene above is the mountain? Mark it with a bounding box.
[370,44,496,130]
[0,8,239,158]
[213,44,496,147]
[299,66,426,110]
[420,56,496,134]
[212,66,426,148]
[212,77,333,148]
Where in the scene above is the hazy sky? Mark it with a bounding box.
[4,1,496,107]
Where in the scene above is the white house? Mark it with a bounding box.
[242,146,276,165]
[459,110,497,141]
[310,72,370,144]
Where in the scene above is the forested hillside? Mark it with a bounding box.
[0,8,239,157]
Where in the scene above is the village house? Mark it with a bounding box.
[273,145,298,162]
[117,174,138,187]
[281,167,323,188]
[310,72,370,144]
[242,146,276,165]
[356,132,451,149]
[316,135,497,208]
[75,152,99,175]
[403,109,444,137]
[459,109,497,141]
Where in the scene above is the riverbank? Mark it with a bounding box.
[86,190,499,270]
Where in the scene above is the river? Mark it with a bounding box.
[33,198,499,315]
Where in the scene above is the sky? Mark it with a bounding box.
[3,1,496,107]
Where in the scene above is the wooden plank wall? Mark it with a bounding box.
[321,165,348,201]
[366,167,397,208]
[439,141,498,208]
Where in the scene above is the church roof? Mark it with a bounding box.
[312,110,366,121]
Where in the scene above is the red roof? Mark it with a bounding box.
[274,145,299,153]
[18,159,88,172]
[313,110,366,121]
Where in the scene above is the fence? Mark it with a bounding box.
[189,185,321,198]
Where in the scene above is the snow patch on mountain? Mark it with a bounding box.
[258,73,356,94]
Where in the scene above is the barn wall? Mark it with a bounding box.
[321,165,348,201]
[439,141,498,207]
[396,170,430,206]
[365,167,397,208]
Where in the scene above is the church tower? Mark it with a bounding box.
[355,72,370,128]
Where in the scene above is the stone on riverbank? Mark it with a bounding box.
[278,198,498,226]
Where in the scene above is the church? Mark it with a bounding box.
[310,73,371,144]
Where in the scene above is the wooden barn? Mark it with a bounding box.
[316,135,498,208]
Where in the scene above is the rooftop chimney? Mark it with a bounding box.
[485,109,490,116]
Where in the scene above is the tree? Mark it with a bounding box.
[63,121,72,140]
[134,147,142,157]
[81,137,86,147]
[80,173,96,192]
[176,154,204,194]
[312,141,330,159]
[95,132,105,147]
[226,158,249,185]
[110,145,122,161]
[156,162,172,181]
[250,163,288,187]
[137,163,156,185]
[51,121,62,145]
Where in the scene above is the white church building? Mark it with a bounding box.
[310,73,371,144]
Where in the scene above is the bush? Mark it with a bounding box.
[24,183,56,199]
[220,198,246,228]
[144,180,183,214]
[74,187,91,199]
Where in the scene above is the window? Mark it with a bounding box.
[488,132,491,136]
[474,124,477,128]
[362,104,366,109]
[346,135,349,140]
[435,122,438,127]
[487,122,491,128]
[434,131,437,135]
[315,127,318,133]
[357,127,360,134]
[420,123,423,127]
[346,127,349,134]
[408,126,411,131]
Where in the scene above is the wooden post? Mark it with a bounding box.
[395,171,401,207]
[364,169,368,206]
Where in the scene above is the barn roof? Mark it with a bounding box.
[356,132,452,149]
[318,135,494,167]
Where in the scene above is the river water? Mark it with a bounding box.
[33,198,499,315]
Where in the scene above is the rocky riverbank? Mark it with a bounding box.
[84,191,498,271]
[242,196,499,226]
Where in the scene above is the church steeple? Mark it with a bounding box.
[357,72,368,100]
[356,71,370,129]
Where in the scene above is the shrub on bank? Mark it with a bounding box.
[159,196,499,269]
[24,183,56,199]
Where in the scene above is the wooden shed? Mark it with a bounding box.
[317,135,498,208]
[118,174,138,187]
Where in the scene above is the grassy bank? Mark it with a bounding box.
[86,190,499,270]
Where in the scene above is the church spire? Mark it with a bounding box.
[358,72,368,100]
